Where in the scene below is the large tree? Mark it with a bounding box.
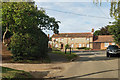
[109,1,120,45]
[94,1,120,45]
[2,2,60,60]
[2,2,59,44]
[94,25,112,36]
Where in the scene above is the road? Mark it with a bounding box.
[49,51,119,79]
[2,51,119,79]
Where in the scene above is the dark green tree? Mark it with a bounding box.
[93,1,120,45]
[2,2,60,60]
[94,25,112,36]
[2,2,60,44]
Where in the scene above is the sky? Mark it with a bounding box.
[34,1,115,36]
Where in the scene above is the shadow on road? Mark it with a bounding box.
[59,69,119,80]
[75,56,118,62]
[29,71,50,78]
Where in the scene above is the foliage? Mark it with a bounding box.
[51,51,77,61]
[76,47,86,49]
[9,30,48,61]
[65,44,70,49]
[109,1,120,45]
[93,1,120,46]
[76,47,91,50]
[108,16,120,45]
[110,1,120,20]
[2,2,60,60]
[94,25,112,36]
[2,2,60,35]
[2,66,34,79]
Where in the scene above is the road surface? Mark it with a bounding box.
[49,51,119,79]
[2,51,119,79]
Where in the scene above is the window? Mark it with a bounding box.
[56,39,58,41]
[112,43,115,45]
[87,44,89,48]
[55,44,58,48]
[71,38,74,40]
[61,39,63,41]
[86,38,89,41]
[71,44,74,48]
[79,44,81,47]
[104,43,109,47]
[83,44,85,47]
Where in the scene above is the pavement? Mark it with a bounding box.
[2,51,120,80]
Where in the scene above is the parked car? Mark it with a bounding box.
[106,45,120,57]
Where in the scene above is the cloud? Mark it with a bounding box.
[34,2,115,36]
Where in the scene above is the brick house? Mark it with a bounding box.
[93,35,116,50]
[51,32,94,49]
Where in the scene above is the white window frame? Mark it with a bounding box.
[79,44,81,47]
[86,44,89,48]
[55,44,58,48]
[86,38,89,41]
[112,42,115,45]
[71,38,74,41]
[83,44,85,47]
[104,43,109,47]
[56,39,58,41]
[61,38,63,41]
[71,44,74,48]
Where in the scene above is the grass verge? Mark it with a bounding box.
[1,66,34,79]
[3,56,51,64]
[51,51,77,61]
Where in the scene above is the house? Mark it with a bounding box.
[51,31,94,49]
[93,35,116,50]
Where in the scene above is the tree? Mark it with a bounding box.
[94,25,112,36]
[93,1,120,45]
[109,1,120,45]
[108,16,120,45]
[2,2,60,60]
[2,2,60,44]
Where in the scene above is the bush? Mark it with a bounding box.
[76,47,86,49]
[9,30,48,61]
[65,44,70,49]
[77,47,91,50]
[84,47,91,50]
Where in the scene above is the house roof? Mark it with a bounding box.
[93,35,114,42]
[52,32,93,38]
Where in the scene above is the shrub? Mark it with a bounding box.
[9,30,48,61]
[65,44,70,49]
[76,47,86,49]
[76,47,91,50]
[84,47,91,50]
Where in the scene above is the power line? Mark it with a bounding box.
[38,7,113,19]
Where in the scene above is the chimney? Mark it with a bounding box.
[92,28,94,33]
[48,34,50,40]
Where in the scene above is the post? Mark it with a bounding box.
[65,48,67,54]
[70,47,71,54]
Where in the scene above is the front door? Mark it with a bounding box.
[61,44,63,49]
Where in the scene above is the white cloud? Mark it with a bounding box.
[35,2,115,36]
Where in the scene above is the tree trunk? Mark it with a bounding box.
[3,27,8,45]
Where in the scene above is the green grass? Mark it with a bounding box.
[51,51,77,61]
[1,66,34,79]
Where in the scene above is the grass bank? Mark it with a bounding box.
[51,51,77,61]
[1,66,34,79]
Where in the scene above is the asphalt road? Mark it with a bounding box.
[56,51,119,79]
[2,51,120,80]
